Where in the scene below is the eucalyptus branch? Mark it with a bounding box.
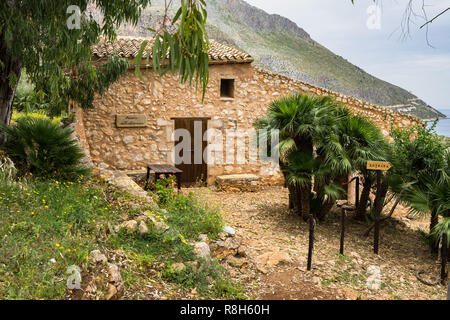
[420,7,450,29]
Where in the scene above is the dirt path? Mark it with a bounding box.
[193,187,447,300]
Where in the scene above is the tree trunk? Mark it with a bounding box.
[317,201,334,222]
[429,210,440,254]
[299,184,311,221]
[317,174,348,221]
[430,211,439,234]
[355,177,372,220]
[0,29,23,145]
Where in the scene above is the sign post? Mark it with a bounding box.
[366,161,392,254]
[307,213,315,271]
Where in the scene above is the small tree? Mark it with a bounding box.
[390,122,448,233]
[0,0,209,143]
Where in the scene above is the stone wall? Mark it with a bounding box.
[253,67,422,136]
[76,62,421,185]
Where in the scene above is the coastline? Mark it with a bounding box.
[423,115,448,122]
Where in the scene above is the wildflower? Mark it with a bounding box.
[55,243,60,247]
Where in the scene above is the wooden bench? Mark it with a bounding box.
[144,164,183,191]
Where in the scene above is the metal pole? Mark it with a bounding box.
[441,233,448,285]
[374,171,382,254]
[340,208,346,255]
[307,214,315,271]
[355,177,360,209]
[447,282,450,300]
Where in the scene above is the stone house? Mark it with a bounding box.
[73,36,421,189]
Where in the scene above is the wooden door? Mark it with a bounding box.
[173,118,208,185]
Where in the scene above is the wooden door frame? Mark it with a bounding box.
[171,117,211,186]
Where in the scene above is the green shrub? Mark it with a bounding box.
[12,111,61,125]
[1,117,89,179]
[162,192,224,240]
[154,174,177,205]
[13,89,50,114]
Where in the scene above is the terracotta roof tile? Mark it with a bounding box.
[92,36,253,64]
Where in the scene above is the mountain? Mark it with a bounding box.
[90,0,445,120]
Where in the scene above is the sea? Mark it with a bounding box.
[426,109,450,137]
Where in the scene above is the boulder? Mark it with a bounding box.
[193,242,211,261]
[148,216,170,233]
[226,256,247,268]
[198,234,209,243]
[222,226,236,237]
[106,263,124,299]
[172,262,186,272]
[118,220,138,233]
[256,251,292,268]
[139,221,149,235]
[89,250,107,264]
[224,237,241,250]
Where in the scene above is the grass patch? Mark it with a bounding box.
[0,178,113,299]
[0,176,243,300]
[161,192,224,241]
[162,260,246,300]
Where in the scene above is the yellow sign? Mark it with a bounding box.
[367,161,392,171]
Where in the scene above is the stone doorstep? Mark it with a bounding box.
[216,174,260,192]
[216,174,259,183]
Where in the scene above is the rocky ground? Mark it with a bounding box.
[192,187,448,300]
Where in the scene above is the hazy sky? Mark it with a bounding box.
[245,0,450,110]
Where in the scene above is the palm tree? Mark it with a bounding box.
[316,111,390,220]
[257,94,345,220]
[340,115,390,220]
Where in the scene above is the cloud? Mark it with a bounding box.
[245,0,450,110]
